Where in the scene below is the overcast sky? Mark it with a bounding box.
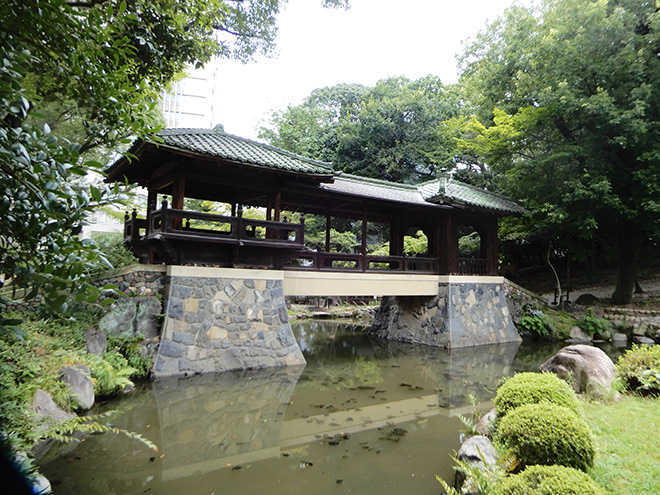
[213,0,532,140]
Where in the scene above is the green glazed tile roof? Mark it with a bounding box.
[419,176,526,215]
[155,127,334,175]
[110,128,524,216]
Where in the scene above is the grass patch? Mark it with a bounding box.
[584,396,660,495]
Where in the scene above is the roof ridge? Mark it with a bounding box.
[336,172,419,191]
[154,127,335,172]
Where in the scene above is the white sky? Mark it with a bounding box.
[213,0,531,140]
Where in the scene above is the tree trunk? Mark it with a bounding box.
[611,231,639,305]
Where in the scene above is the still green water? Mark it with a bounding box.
[38,321,617,495]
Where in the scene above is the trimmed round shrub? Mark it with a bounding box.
[494,372,580,419]
[496,465,605,495]
[495,403,595,471]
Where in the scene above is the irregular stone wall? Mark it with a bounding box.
[153,267,305,377]
[95,264,166,300]
[370,277,521,348]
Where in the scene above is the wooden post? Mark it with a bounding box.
[361,206,367,272]
[274,190,281,222]
[171,175,185,230]
[325,214,331,253]
[146,188,157,233]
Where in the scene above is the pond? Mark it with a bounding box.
[38,321,620,494]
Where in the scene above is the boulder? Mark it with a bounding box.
[632,335,655,345]
[612,332,628,347]
[574,293,599,306]
[567,326,592,344]
[98,296,162,339]
[454,435,498,493]
[85,326,107,355]
[639,318,660,341]
[540,344,615,397]
[98,297,137,337]
[58,365,95,411]
[475,408,496,438]
[31,389,75,425]
[135,296,162,339]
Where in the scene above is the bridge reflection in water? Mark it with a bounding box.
[151,338,520,481]
[39,326,528,494]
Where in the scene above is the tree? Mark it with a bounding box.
[259,83,368,162]
[261,75,460,183]
[452,0,660,303]
[0,0,349,323]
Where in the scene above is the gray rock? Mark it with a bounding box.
[98,297,137,337]
[475,408,496,438]
[540,344,616,397]
[569,325,592,342]
[31,389,76,425]
[639,318,660,341]
[612,332,628,347]
[573,293,599,305]
[135,296,162,339]
[31,473,52,494]
[454,435,498,493]
[85,326,107,355]
[58,365,95,411]
[632,335,656,345]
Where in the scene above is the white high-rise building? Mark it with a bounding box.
[161,58,219,129]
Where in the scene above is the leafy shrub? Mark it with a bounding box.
[615,344,660,396]
[107,336,152,379]
[494,372,580,419]
[495,465,605,495]
[495,403,595,472]
[90,232,139,273]
[88,351,136,398]
[575,314,612,337]
[517,306,554,338]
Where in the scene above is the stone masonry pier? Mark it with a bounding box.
[153,266,305,377]
[370,276,521,348]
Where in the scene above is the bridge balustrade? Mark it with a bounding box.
[456,258,489,276]
[135,200,304,248]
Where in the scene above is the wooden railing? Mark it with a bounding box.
[145,200,304,248]
[284,251,438,273]
[456,258,489,276]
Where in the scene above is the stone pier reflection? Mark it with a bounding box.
[152,366,304,480]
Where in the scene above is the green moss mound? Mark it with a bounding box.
[494,372,580,419]
[496,465,605,495]
[615,344,660,396]
[495,403,595,471]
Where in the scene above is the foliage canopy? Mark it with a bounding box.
[452,0,660,303]
[0,0,347,321]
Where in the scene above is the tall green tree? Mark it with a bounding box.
[259,83,368,162]
[261,75,459,183]
[453,0,660,303]
[0,0,348,321]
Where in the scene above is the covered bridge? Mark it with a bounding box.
[105,127,525,376]
[106,126,524,276]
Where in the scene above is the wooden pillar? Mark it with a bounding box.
[390,217,402,256]
[486,216,499,276]
[146,188,157,232]
[325,214,331,253]
[361,206,367,272]
[171,175,185,230]
[274,190,281,222]
[446,215,457,275]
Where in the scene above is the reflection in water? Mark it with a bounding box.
[40,321,586,495]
